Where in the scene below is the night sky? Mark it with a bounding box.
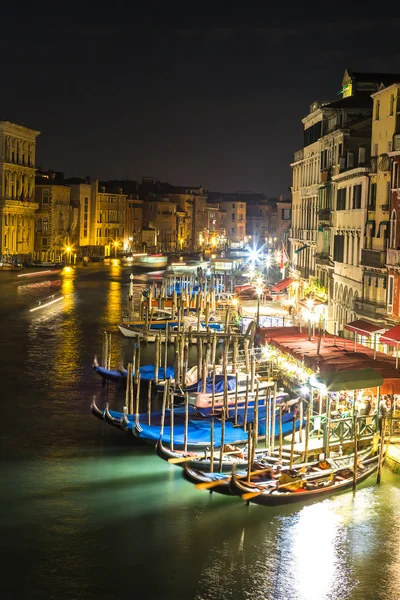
[2,1,400,196]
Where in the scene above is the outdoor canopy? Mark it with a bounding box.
[380,324,400,346]
[344,319,385,337]
[309,368,384,392]
[271,278,293,293]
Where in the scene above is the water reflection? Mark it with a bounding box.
[4,265,400,600]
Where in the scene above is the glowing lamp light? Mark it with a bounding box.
[256,276,263,287]
[306,298,314,310]
[66,246,71,253]
[114,241,119,248]
[232,298,238,307]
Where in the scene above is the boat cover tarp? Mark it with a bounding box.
[183,374,236,393]
[136,419,249,448]
[94,364,175,382]
[309,368,383,392]
[111,406,198,428]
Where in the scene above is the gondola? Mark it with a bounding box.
[134,418,249,450]
[235,455,379,506]
[156,438,278,472]
[93,357,175,384]
[182,464,236,495]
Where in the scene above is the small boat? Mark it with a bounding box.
[183,464,235,495]
[117,320,183,340]
[129,253,168,270]
[235,455,378,506]
[167,260,210,274]
[185,376,276,408]
[156,438,277,472]
[93,357,175,384]
[91,398,199,429]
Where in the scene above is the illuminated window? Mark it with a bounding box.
[43,218,48,232]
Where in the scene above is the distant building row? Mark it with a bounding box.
[0,122,290,260]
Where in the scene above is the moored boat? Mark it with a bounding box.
[236,454,378,506]
[134,418,249,450]
[129,253,168,270]
[183,464,235,495]
[93,357,175,384]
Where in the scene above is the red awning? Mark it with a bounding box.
[380,324,400,346]
[271,278,293,293]
[344,319,385,337]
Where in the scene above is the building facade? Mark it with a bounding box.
[220,200,246,244]
[89,182,126,256]
[142,198,177,252]
[125,197,143,252]
[358,85,400,325]
[0,121,40,260]
[34,179,73,261]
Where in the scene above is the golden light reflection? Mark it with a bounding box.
[292,503,339,600]
[49,268,79,389]
[105,279,122,325]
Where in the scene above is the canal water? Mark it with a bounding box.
[1,263,400,600]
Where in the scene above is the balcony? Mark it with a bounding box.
[318,207,331,221]
[315,252,333,266]
[394,134,400,152]
[361,249,386,268]
[353,299,386,320]
[296,265,315,279]
[320,169,331,183]
[387,248,400,266]
[294,149,304,162]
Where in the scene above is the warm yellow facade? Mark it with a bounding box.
[34,183,73,261]
[0,121,40,258]
[363,85,400,308]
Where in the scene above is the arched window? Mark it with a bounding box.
[43,218,48,232]
[37,218,42,232]
[42,189,50,204]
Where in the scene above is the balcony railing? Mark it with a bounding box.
[361,249,386,268]
[353,299,386,320]
[318,207,331,220]
[315,252,332,265]
[387,248,400,266]
[296,265,315,279]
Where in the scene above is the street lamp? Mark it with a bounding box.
[256,279,263,327]
[65,245,72,265]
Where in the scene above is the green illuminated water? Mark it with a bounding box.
[1,263,400,600]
